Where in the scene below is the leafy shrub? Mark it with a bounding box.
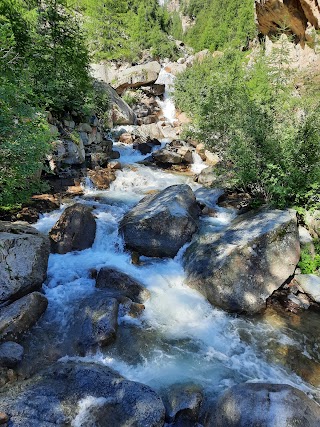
[174,49,320,208]
[298,239,320,275]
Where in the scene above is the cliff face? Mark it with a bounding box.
[255,0,320,42]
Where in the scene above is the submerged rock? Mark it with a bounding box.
[0,292,48,342]
[120,184,199,258]
[209,383,320,427]
[0,361,165,427]
[0,222,49,304]
[96,267,150,303]
[184,208,300,314]
[49,203,96,254]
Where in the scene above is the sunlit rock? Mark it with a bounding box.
[184,208,300,314]
[0,222,49,304]
[209,383,320,426]
[120,184,199,258]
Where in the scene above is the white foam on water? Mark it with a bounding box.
[191,151,208,174]
[156,68,177,125]
[72,396,108,427]
[34,135,320,402]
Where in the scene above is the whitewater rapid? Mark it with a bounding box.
[32,67,320,409]
[34,152,319,404]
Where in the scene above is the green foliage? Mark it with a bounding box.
[183,0,256,52]
[298,240,320,275]
[29,0,92,114]
[0,25,51,208]
[170,11,183,41]
[78,0,178,61]
[174,48,320,208]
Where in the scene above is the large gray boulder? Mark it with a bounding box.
[0,292,48,342]
[67,292,119,355]
[96,268,150,303]
[99,82,136,126]
[49,203,96,254]
[209,383,320,427]
[184,208,300,314]
[0,222,50,304]
[112,61,161,94]
[0,361,166,427]
[120,184,200,258]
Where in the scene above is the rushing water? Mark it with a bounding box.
[25,68,320,412]
[155,67,177,124]
[30,152,320,405]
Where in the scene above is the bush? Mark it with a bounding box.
[174,49,320,208]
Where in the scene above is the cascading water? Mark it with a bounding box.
[155,67,177,124]
[25,70,320,417]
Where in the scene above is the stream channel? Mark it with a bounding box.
[18,68,320,413]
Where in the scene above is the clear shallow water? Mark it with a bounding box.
[31,157,320,404]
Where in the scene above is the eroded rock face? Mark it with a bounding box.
[120,184,199,258]
[0,361,166,427]
[0,292,48,342]
[184,208,300,314]
[0,222,50,304]
[209,383,320,427]
[256,0,320,42]
[96,268,150,303]
[49,203,96,254]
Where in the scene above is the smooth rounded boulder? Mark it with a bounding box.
[184,208,300,314]
[96,267,150,303]
[0,222,50,304]
[49,203,96,254]
[209,383,320,427]
[0,361,166,427]
[120,184,199,258]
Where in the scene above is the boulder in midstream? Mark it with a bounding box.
[184,208,300,314]
[120,184,200,258]
[49,203,96,254]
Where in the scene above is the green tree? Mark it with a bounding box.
[29,0,92,114]
[0,17,51,208]
[174,50,320,208]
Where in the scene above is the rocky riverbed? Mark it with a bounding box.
[1,62,320,426]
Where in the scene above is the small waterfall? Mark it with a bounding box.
[155,67,177,125]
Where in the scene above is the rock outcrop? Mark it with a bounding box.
[49,203,96,254]
[100,82,136,126]
[92,61,162,94]
[0,361,166,427]
[209,383,320,426]
[256,0,320,42]
[184,208,300,314]
[0,222,50,304]
[120,184,199,258]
